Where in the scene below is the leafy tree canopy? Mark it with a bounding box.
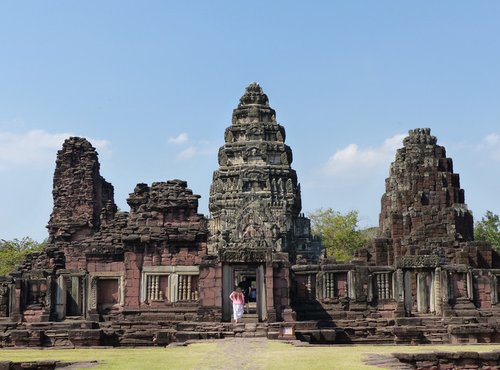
[475,211,500,252]
[309,208,368,262]
[0,237,47,276]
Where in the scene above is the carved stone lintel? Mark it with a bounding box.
[395,255,440,268]
[220,248,267,263]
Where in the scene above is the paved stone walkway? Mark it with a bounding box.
[363,354,413,370]
[200,337,268,370]
[198,339,414,370]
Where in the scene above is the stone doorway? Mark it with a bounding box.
[222,264,267,322]
[404,269,436,316]
[96,279,119,314]
[417,270,437,314]
[65,276,83,316]
[55,275,84,320]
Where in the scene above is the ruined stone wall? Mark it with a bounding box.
[0,278,10,317]
[47,137,116,242]
[9,137,209,323]
[77,180,208,311]
[197,261,223,321]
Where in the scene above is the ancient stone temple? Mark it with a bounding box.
[0,85,499,348]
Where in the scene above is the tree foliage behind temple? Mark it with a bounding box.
[0,237,47,276]
[475,211,500,252]
[309,208,368,262]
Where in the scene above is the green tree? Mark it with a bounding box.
[0,237,47,276]
[309,208,368,262]
[475,211,500,251]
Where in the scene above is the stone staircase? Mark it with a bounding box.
[0,320,100,347]
[239,313,259,323]
[294,318,395,344]
[98,319,270,346]
[1,311,498,347]
[394,317,449,344]
[393,315,498,344]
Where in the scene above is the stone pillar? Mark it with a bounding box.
[441,270,450,302]
[88,276,97,313]
[169,274,179,302]
[71,276,82,315]
[417,272,424,313]
[367,274,374,303]
[467,269,474,302]
[491,274,498,305]
[221,264,233,322]
[9,282,22,322]
[347,270,356,300]
[403,270,412,316]
[265,263,274,310]
[395,269,404,302]
[257,264,268,322]
[429,271,435,313]
[45,276,53,318]
[417,272,429,313]
[55,275,66,320]
[434,267,443,315]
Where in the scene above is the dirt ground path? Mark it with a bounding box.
[200,337,268,370]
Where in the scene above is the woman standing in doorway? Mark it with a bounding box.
[229,287,245,323]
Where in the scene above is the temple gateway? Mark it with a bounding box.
[0,83,499,347]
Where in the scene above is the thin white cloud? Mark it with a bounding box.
[322,133,406,177]
[179,145,198,159]
[482,133,500,161]
[485,133,500,146]
[168,132,189,145]
[168,132,218,160]
[177,144,218,160]
[0,129,110,171]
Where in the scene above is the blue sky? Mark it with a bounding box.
[1,2,499,241]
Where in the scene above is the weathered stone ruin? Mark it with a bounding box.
[0,84,499,348]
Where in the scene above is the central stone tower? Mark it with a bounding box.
[209,82,302,255]
[207,83,320,322]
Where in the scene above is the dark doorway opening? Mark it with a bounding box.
[97,279,119,314]
[222,264,266,322]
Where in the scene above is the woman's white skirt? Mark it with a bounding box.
[232,303,244,320]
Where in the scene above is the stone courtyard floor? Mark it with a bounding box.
[1,339,500,369]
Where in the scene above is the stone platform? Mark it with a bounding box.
[1,314,498,348]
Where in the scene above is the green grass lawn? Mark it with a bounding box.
[1,341,500,370]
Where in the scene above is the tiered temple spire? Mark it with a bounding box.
[378,128,474,260]
[209,83,302,253]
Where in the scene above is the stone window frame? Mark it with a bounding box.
[25,278,50,307]
[176,273,199,302]
[320,270,352,300]
[293,271,316,300]
[368,271,394,302]
[144,273,170,302]
[140,266,199,303]
[447,269,474,302]
[88,272,125,312]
